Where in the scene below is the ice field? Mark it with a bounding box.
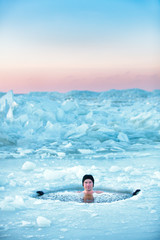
[0,89,160,240]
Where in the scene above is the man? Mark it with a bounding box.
[36,175,140,201]
[82,174,103,203]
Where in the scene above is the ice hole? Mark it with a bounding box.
[33,187,140,203]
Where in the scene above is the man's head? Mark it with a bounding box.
[82,174,94,187]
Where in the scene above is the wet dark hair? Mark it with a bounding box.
[82,174,94,186]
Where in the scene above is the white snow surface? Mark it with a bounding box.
[0,89,160,240]
[36,216,51,227]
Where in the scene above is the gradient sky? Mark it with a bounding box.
[0,0,160,93]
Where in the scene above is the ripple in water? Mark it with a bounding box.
[35,189,136,203]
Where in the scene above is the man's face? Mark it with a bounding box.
[83,179,94,191]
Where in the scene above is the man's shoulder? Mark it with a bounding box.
[94,190,103,194]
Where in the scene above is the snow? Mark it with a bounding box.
[0,89,160,240]
[109,166,121,172]
[13,195,25,208]
[36,216,51,227]
[22,161,36,171]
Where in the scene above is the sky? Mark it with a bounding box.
[0,0,160,93]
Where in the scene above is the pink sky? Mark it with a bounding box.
[0,68,159,93]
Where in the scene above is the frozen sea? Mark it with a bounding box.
[0,89,160,240]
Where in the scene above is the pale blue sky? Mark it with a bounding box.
[0,0,159,92]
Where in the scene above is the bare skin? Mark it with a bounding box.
[82,179,103,203]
